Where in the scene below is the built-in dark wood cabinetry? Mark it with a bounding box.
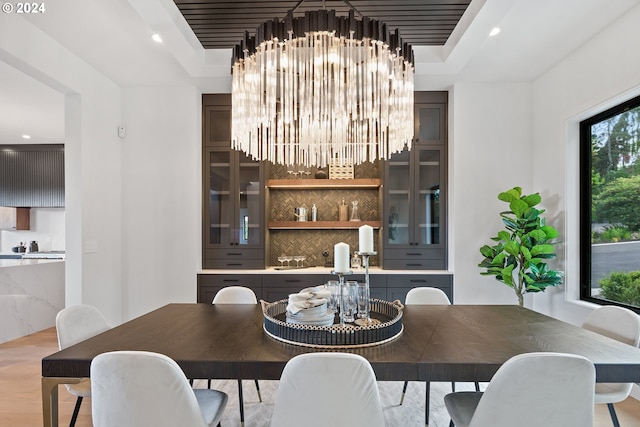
[201,91,449,282]
[197,272,451,304]
[383,92,448,269]
[202,95,265,269]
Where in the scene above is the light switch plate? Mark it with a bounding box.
[85,240,98,253]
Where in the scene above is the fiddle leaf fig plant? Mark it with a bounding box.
[478,187,563,306]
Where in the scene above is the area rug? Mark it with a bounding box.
[196,379,483,427]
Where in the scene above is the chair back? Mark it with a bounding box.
[405,287,451,305]
[212,286,257,304]
[582,305,640,400]
[469,352,595,427]
[56,304,110,350]
[91,351,213,427]
[582,305,640,347]
[270,353,384,427]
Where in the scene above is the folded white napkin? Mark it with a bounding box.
[287,286,331,314]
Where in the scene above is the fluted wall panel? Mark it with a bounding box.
[0,145,65,207]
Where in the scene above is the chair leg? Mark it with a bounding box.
[254,379,262,402]
[207,378,211,389]
[399,380,409,405]
[449,420,455,427]
[607,403,621,427]
[451,381,455,392]
[474,381,480,392]
[69,396,82,427]
[425,381,431,427]
[238,379,245,427]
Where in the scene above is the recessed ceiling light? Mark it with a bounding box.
[489,27,501,37]
[151,33,163,43]
[21,134,31,139]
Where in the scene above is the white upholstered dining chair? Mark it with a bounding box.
[444,352,595,427]
[582,305,640,427]
[91,350,228,427]
[270,352,384,427]
[212,286,261,427]
[55,304,110,427]
[401,287,479,426]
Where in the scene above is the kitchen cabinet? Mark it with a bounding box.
[203,148,264,269]
[0,207,30,230]
[202,94,265,269]
[383,93,448,269]
[196,271,449,303]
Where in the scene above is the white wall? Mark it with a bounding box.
[531,3,640,325]
[449,82,535,305]
[120,86,201,319]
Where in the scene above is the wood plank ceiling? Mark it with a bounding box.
[174,0,472,49]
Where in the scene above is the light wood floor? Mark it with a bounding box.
[2,327,640,427]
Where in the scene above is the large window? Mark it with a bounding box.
[580,95,640,312]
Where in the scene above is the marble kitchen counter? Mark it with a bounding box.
[0,259,64,343]
[0,258,65,268]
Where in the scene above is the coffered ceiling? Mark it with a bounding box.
[173,0,472,49]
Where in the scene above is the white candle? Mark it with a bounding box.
[359,225,374,253]
[334,242,350,273]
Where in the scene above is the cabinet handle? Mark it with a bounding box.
[226,263,242,266]
[226,253,242,256]
[407,263,423,267]
[410,279,427,283]
[406,252,422,256]
[284,279,301,283]
[223,279,240,282]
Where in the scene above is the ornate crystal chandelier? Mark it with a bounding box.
[231,5,414,168]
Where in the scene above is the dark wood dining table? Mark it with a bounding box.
[42,303,640,427]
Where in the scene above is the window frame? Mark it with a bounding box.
[579,94,640,314]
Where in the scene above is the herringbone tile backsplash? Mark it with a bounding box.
[267,161,381,267]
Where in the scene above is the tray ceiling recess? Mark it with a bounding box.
[173,0,472,49]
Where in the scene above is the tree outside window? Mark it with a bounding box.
[580,95,640,312]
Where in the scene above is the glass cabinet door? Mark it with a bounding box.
[386,149,411,246]
[237,151,262,246]
[415,149,442,246]
[208,150,232,246]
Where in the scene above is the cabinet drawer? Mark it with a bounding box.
[197,274,261,303]
[204,248,264,269]
[207,248,264,259]
[262,274,326,289]
[204,258,265,269]
[383,248,446,270]
[386,274,453,303]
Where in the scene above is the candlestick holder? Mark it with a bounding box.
[355,251,378,326]
[331,270,353,327]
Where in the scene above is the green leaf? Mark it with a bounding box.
[498,188,520,203]
[530,244,555,256]
[497,230,511,242]
[501,265,515,286]
[504,241,520,257]
[541,225,559,239]
[509,199,528,218]
[522,193,541,207]
[520,246,532,260]
[527,229,546,242]
[479,245,495,258]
